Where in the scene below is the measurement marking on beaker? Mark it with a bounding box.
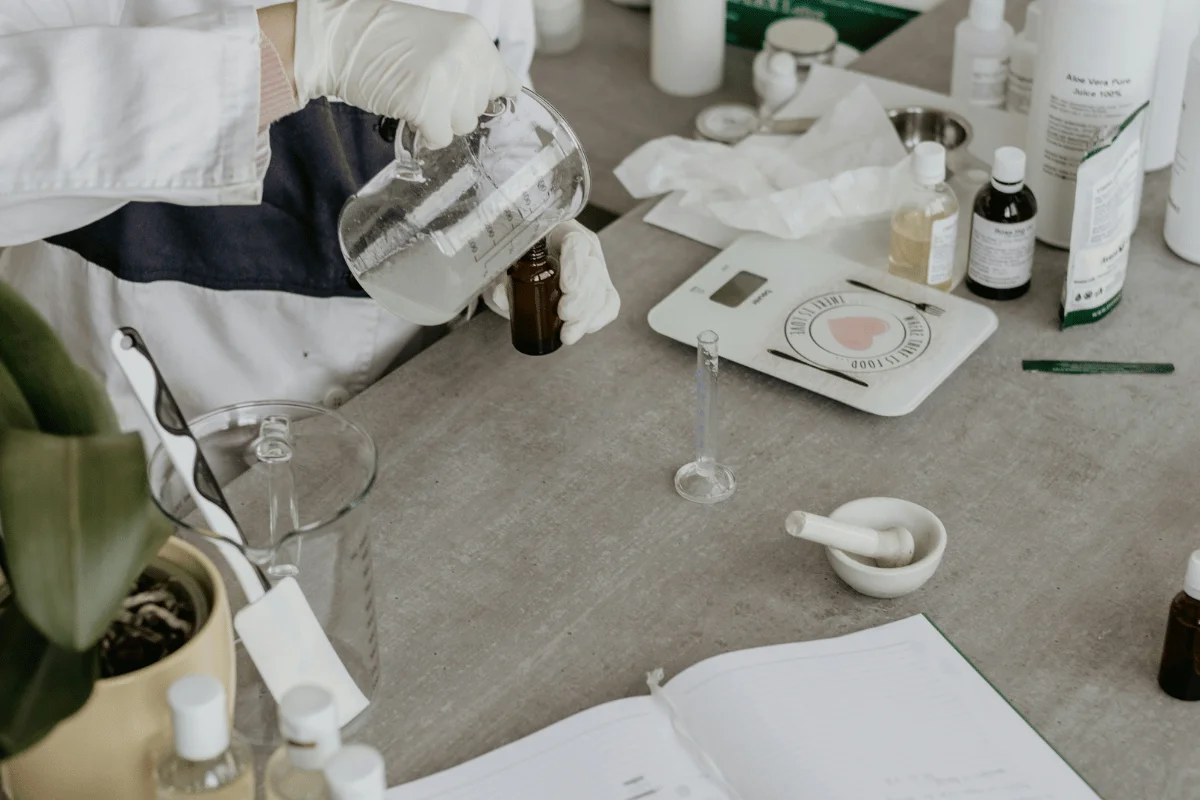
[475,187,559,269]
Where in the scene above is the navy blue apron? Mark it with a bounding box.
[48,100,392,299]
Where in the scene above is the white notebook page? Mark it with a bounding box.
[663,616,1100,800]
[387,697,730,800]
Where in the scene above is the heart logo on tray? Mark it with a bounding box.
[828,317,890,351]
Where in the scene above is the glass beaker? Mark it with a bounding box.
[147,401,379,747]
[338,87,591,326]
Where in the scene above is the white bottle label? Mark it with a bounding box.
[971,56,1010,108]
[968,214,1037,289]
[927,213,959,285]
[1006,71,1033,114]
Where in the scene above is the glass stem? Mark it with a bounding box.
[695,331,720,477]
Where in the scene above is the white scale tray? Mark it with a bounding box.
[648,235,998,417]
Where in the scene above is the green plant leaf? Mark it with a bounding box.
[0,355,36,432]
[0,428,173,650]
[0,600,98,760]
[0,281,118,436]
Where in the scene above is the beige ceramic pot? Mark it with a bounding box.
[2,536,235,800]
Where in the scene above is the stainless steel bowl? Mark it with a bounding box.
[887,107,973,152]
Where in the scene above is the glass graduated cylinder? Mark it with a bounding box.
[675,331,736,504]
[339,89,591,327]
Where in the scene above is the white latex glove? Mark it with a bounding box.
[489,221,621,345]
[294,0,523,149]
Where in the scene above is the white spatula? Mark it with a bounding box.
[110,328,369,726]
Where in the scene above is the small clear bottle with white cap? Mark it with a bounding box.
[1005,1,1040,114]
[888,142,961,292]
[1158,550,1200,700]
[156,675,254,799]
[265,685,342,800]
[966,146,1038,300]
[323,745,387,800]
[951,0,1015,109]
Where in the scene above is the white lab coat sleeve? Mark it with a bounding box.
[0,7,264,246]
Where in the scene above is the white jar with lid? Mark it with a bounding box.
[763,17,838,83]
[534,0,584,56]
[1165,34,1200,264]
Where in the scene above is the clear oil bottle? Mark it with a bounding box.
[156,676,254,799]
[507,238,563,356]
[888,142,960,292]
[265,685,342,800]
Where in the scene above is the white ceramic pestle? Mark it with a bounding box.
[784,510,916,568]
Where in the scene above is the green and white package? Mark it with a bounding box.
[1060,103,1148,329]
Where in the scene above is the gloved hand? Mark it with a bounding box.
[293,0,523,149]
[489,221,621,345]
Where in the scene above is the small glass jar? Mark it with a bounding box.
[763,18,838,82]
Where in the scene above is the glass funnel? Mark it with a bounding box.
[338,88,591,326]
[147,401,379,747]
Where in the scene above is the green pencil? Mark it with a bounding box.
[1022,360,1175,375]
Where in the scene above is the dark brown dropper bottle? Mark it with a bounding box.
[1157,550,1200,700]
[507,238,563,356]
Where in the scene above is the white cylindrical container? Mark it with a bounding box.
[1145,0,1200,171]
[950,0,1015,109]
[650,0,726,97]
[1006,1,1040,114]
[534,0,584,56]
[1025,0,1168,247]
[1165,35,1200,264]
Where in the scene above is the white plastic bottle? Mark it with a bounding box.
[888,142,961,292]
[1025,0,1168,247]
[156,676,254,800]
[753,50,799,114]
[1165,34,1200,264]
[1145,0,1200,171]
[950,0,1014,109]
[650,0,725,97]
[265,686,342,800]
[534,0,584,56]
[324,745,387,800]
[1005,1,1040,114]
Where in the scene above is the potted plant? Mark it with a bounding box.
[0,282,235,800]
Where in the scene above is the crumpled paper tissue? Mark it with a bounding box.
[614,84,913,240]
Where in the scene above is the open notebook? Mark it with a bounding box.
[388,616,1100,800]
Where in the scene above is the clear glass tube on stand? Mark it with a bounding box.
[675,330,736,504]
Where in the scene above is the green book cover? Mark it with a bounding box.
[725,0,921,52]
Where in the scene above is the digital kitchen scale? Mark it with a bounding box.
[648,235,999,416]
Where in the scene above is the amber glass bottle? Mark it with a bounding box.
[1158,550,1200,701]
[966,146,1038,301]
[507,239,563,356]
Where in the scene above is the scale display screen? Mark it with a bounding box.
[710,271,767,308]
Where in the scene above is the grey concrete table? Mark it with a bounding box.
[341,1,1198,797]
